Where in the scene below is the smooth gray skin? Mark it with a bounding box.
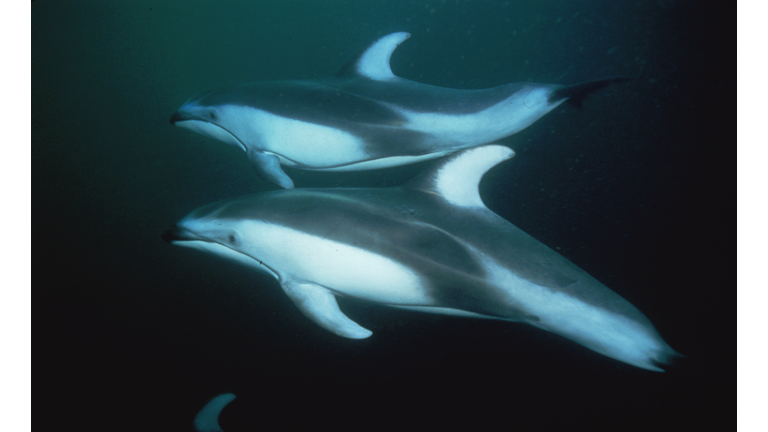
[171,32,626,188]
[163,145,679,371]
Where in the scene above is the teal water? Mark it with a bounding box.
[34,1,732,430]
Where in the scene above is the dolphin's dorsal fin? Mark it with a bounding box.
[280,279,373,339]
[403,145,515,208]
[337,32,411,81]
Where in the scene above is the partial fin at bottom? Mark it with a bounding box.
[194,393,236,432]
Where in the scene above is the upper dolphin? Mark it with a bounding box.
[163,145,679,372]
[171,32,627,188]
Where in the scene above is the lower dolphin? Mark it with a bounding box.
[163,145,679,371]
[171,32,628,188]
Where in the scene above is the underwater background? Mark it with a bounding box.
[34,1,733,430]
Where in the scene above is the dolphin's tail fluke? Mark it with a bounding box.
[650,346,687,372]
[548,77,633,108]
[194,393,236,432]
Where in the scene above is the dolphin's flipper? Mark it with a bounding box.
[547,77,633,108]
[280,279,372,339]
[247,151,294,189]
[193,393,236,432]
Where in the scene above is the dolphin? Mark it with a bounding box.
[170,32,627,189]
[162,145,678,371]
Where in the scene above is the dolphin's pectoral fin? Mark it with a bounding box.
[279,279,373,339]
[247,151,294,189]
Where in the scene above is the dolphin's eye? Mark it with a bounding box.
[209,111,217,120]
[228,234,237,244]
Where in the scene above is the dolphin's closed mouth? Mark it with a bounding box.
[161,226,200,243]
[169,111,189,125]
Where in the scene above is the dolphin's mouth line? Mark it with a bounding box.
[161,225,204,243]
[162,226,279,277]
[204,122,248,152]
[171,114,248,153]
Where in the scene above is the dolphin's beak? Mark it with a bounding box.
[162,226,198,243]
[169,111,189,125]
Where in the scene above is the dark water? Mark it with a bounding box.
[34,1,732,430]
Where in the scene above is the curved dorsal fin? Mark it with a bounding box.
[403,145,515,208]
[337,32,411,80]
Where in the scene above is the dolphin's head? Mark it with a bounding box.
[162,195,279,279]
[170,91,250,153]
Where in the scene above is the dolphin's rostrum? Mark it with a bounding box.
[171,32,628,188]
[163,145,679,372]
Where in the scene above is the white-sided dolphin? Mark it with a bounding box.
[170,32,628,189]
[162,145,678,371]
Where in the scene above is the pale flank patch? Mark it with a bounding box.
[220,106,368,167]
[236,221,429,305]
[395,86,564,145]
[480,253,668,371]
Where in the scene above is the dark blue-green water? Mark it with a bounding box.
[34,1,732,430]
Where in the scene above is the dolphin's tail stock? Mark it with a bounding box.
[650,344,687,372]
[652,346,693,374]
[194,393,236,432]
[548,77,633,108]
